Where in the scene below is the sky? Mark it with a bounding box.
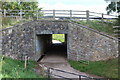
[38,0,110,14]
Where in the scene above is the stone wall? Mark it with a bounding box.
[1,20,119,61]
[68,22,118,61]
[2,22,35,60]
[34,20,68,34]
[1,20,69,60]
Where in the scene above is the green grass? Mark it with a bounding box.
[69,58,118,78]
[52,34,65,42]
[1,17,33,29]
[74,20,116,35]
[0,56,43,78]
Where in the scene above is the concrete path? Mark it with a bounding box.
[39,52,100,79]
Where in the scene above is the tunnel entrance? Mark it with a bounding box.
[36,34,67,61]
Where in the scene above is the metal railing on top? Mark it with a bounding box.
[0,9,118,21]
[47,67,95,80]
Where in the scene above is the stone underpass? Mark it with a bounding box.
[1,20,118,61]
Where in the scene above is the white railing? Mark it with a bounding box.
[0,9,118,21]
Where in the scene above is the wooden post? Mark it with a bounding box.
[41,65,45,76]
[48,68,50,79]
[36,10,38,20]
[86,10,89,22]
[29,15,31,20]
[4,9,6,17]
[53,10,55,19]
[70,10,72,19]
[0,9,2,28]
[102,13,104,21]
[20,9,22,19]
[79,75,81,80]
[24,56,27,69]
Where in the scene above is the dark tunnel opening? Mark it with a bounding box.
[36,34,67,62]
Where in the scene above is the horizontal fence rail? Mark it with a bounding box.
[0,9,118,21]
[47,67,101,80]
[39,64,95,79]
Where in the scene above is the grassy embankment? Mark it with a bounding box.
[0,56,44,78]
[69,58,118,78]
[74,20,116,36]
[1,17,32,29]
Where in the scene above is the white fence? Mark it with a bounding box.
[0,9,118,21]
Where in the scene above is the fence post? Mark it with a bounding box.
[48,68,50,80]
[70,10,72,19]
[102,13,104,21]
[53,10,55,19]
[0,9,2,28]
[24,56,27,69]
[86,10,89,22]
[4,9,6,17]
[79,75,81,80]
[36,10,39,20]
[20,9,22,19]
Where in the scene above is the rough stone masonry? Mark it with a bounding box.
[1,20,119,61]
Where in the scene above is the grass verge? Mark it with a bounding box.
[69,58,118,78]
[0,56,43,78]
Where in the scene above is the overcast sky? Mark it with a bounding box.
[38,0,110,14]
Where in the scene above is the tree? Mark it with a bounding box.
[105,0,120,25]
[1,1,42,18]
[106,2,120,14]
